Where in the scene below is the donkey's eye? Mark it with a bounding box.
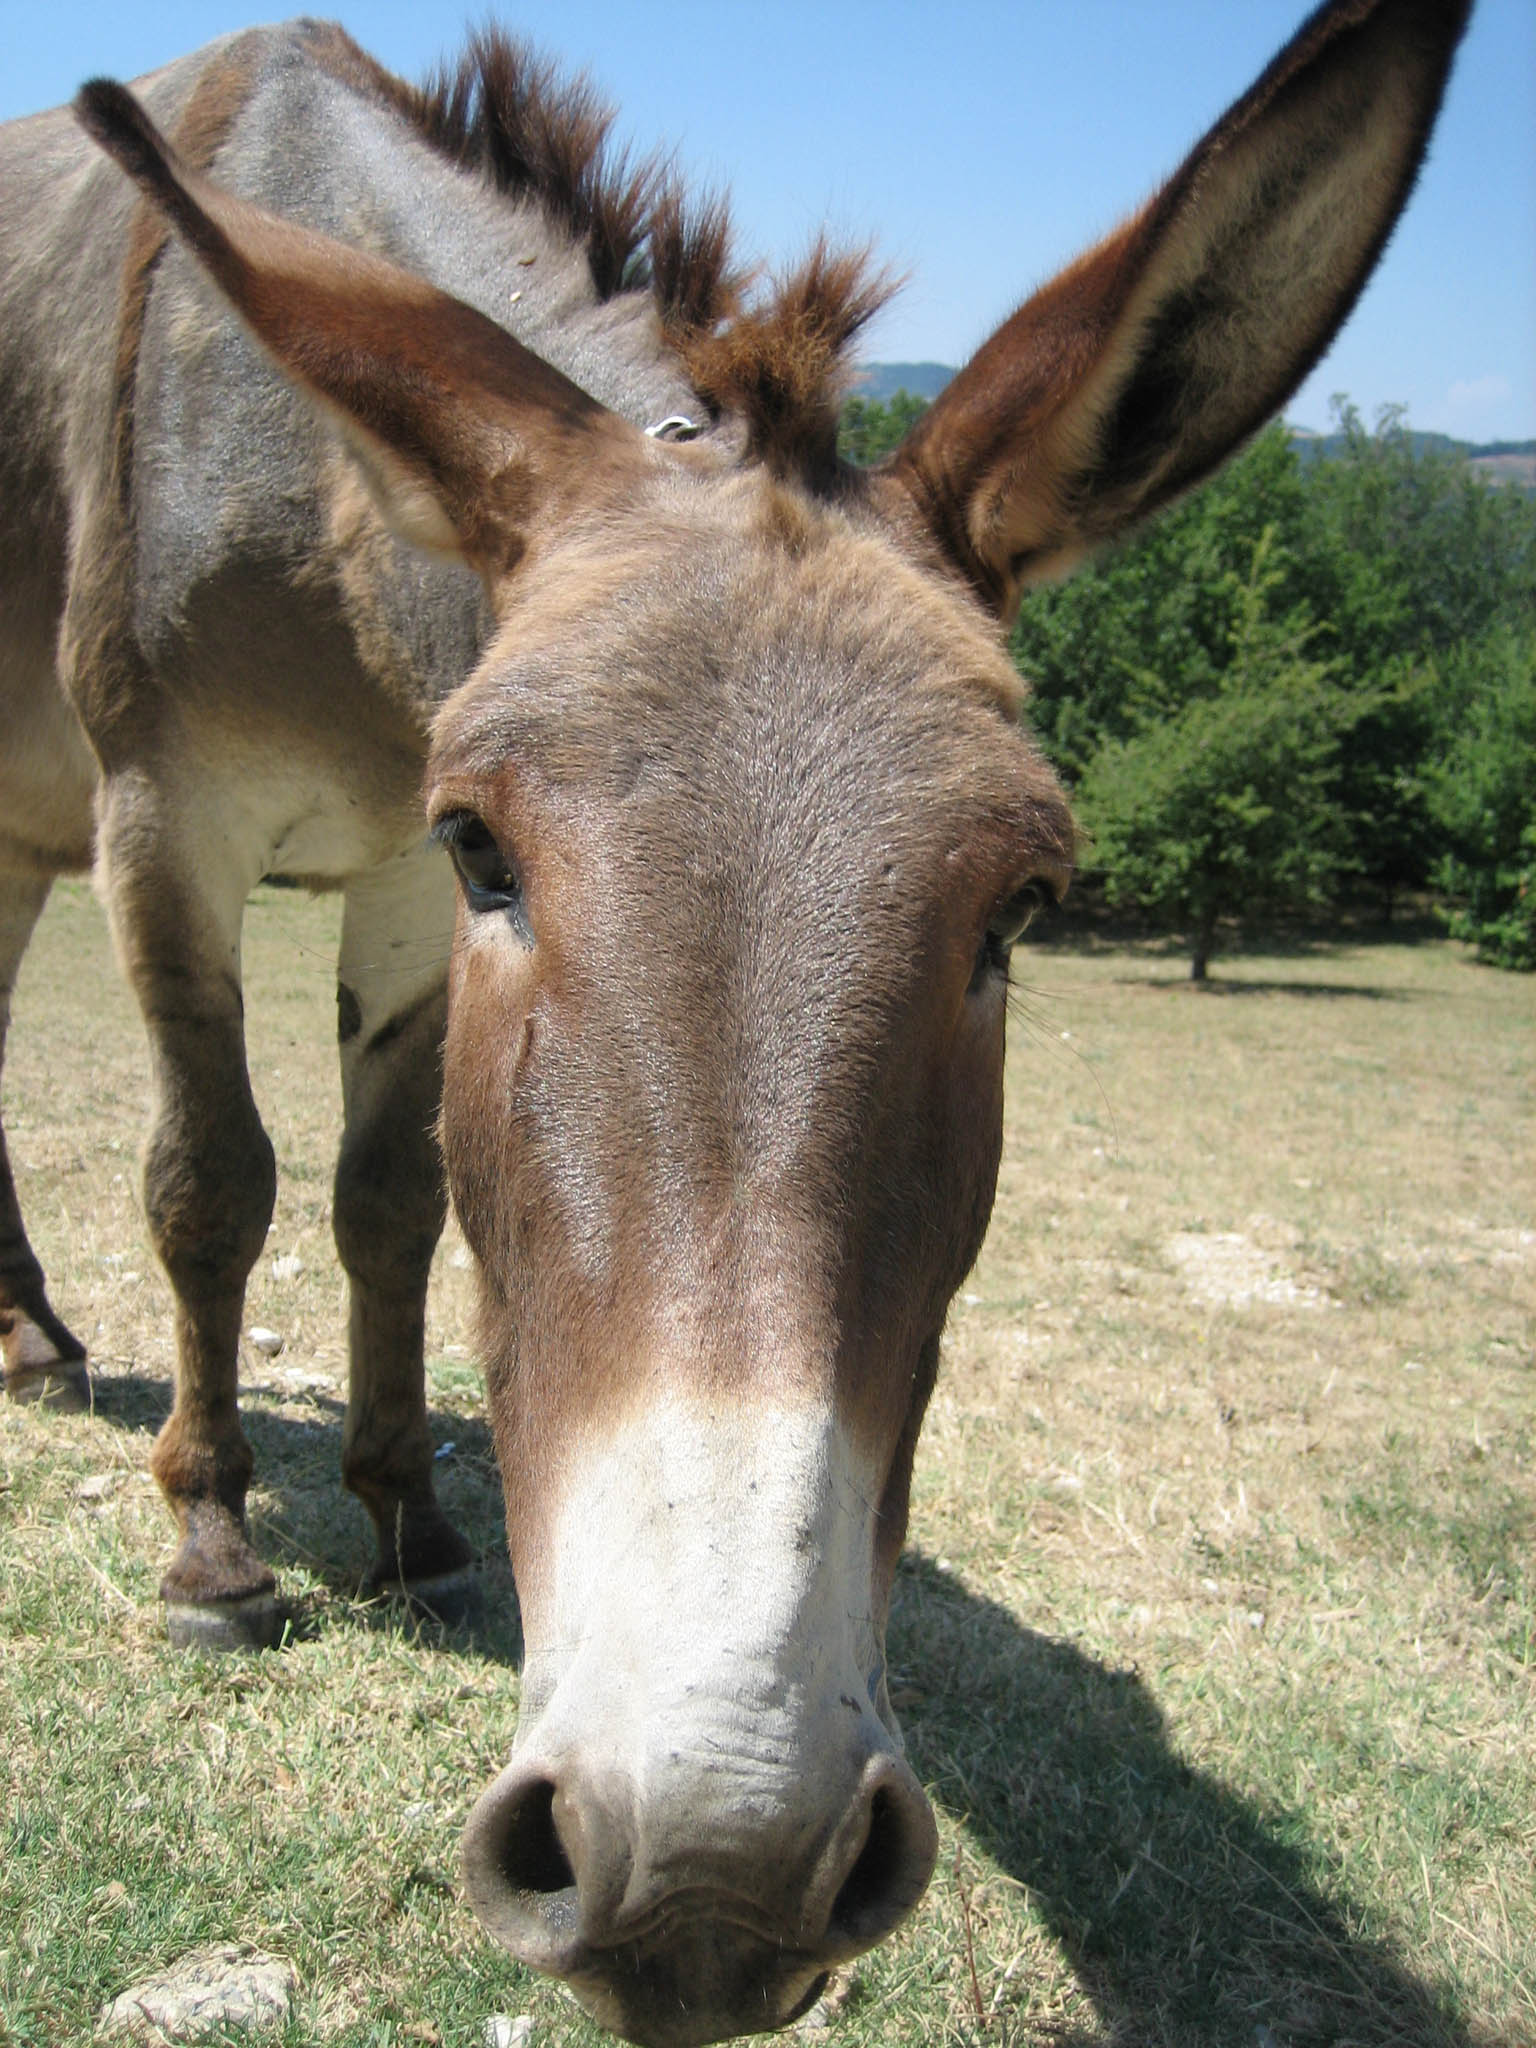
[991,881,1050,949]
[432,812,527,923]
[973,880,1051,987]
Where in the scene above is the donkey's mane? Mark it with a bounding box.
[305,20,894,476]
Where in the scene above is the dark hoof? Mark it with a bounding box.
[2,1307,90,1411]
[385,1566,482,1628]
[5,1356,91,1412]
[165,1591,291,1653]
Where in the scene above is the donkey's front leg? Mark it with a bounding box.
[102,785,281,1648]
[334,850,473,1617]
[0,875,91,1408]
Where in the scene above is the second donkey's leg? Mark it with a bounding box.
[101,776,281,1649]
[334,847,472,1613]
[0,874,91,1408]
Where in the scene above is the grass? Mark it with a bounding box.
[2,881,1533,2047]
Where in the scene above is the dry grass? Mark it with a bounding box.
[2,882,1533,2047]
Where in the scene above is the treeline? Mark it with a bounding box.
[839,397,1536,974]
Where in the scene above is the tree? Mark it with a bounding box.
[1074,533,1352,980]
[1011,406,1536,936]
[1306,402,1536,669]
[837,390,928,466]
[1423,628,1536,970]
[1306,405,1536,909]
[1012,423,1321,783]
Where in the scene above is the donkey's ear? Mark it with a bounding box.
[874,0,1471,620]
[76,80,650,584]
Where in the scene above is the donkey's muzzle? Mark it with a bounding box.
[461,1742,938,2047]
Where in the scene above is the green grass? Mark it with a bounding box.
[2,884,1533,2046]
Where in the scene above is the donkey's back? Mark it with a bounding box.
[1,24,701,871]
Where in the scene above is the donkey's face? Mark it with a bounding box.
[77,0,1469,2037]
[431,480,1071,2039]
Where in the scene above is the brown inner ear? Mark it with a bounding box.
[873,0,1472,619]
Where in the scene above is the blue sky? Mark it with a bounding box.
[4,0,1532,440]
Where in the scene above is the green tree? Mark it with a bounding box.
[1074,533,1352,980]
[837,389,928,466]
[1306,405,1536,909]
[1423,628,1536,970]
[1012,423,1319,782]
[1307,402,1536,667]
[1012,406,1536,930]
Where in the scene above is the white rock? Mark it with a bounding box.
[484,2019,534,2048]
[102,1946,294,2038]
[270,1254,304,1282]
[247,1328,284,1358]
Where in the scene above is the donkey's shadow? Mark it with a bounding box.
[77,1379,1486,2041]
[85,1359,523,1662]
[891,1551,1484,2048]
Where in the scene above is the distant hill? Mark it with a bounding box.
[849,361,954,401]
[853,367,1535,486]
[1283,425,1535,488]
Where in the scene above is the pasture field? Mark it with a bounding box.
[2,879,1532,2048]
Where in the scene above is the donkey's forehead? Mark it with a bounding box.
[431,475,1048,837]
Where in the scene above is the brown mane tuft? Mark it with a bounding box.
[681,242,897,486]
[304,22,891,485]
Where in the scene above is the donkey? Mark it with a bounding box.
[2,1,1466,2040]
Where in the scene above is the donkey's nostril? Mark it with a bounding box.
[827,1766,938,1950]
[462,1764,584,1972]
[498,1776,576,1896]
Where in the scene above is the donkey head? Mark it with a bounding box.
[78,2,1467,2040]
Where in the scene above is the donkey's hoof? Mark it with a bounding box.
[4,1356,91,1412]
[2,1309,90,1411]
[388,1565,482,1628]
[165,1591,291,1653]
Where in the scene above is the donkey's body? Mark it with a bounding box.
[0,23,719,1628]
[6,5,1468,2042]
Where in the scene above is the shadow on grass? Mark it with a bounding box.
[1035,908,1450,962]
[891,1550,1489,2048]
[82,1358,522,1663]
[1115,975,1412,999]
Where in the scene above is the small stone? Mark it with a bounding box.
[74,1473,118,1500]
[794,1969,858,2032]
[247,1328,284,1358]
[102,1946,294,2038]
[484,2019,534,2048]
[270,1254,304,1282]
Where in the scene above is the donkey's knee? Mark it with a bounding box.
[332,988,447,1297]
[142,1075,277,1304]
